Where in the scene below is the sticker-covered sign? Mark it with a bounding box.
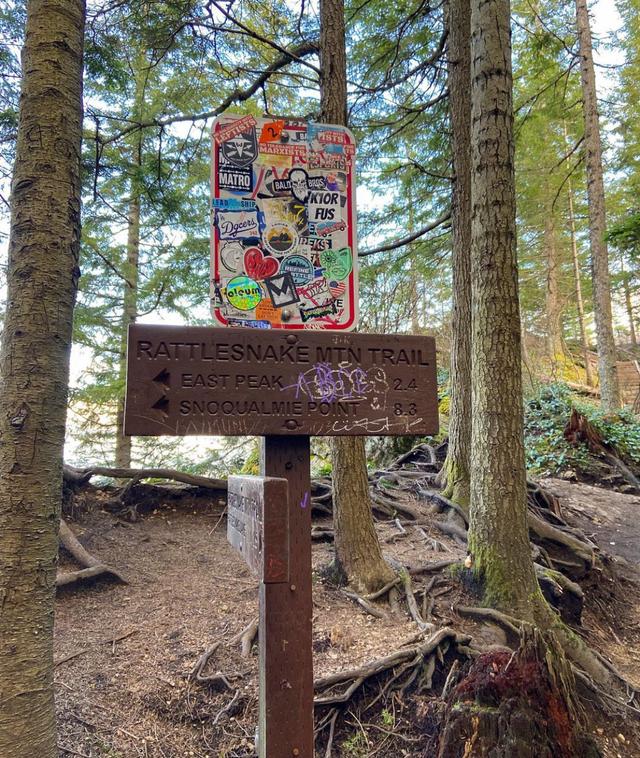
[211,115,358,331]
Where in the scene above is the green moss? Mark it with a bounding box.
[440,457,470,510]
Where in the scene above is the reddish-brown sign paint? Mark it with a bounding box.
[124,324,438,437]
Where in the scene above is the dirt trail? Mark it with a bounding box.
[53,484,640,757]
[542,478,640,566]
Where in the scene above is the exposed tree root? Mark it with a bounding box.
[314,628,469,707]
[63,464,226,491]
[56,518,126,589]
[455,603,640,710]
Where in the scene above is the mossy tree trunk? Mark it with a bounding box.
[565,146,594,387]
[440,0,472,510]
[544,192,564,365]
[321,0,394,593]
[0,1,85,756]
[467,0,544,614]
[575,0,621,411]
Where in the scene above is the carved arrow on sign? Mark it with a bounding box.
[151,395,170,419]
[152,368,171,390]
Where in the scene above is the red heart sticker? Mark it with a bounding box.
[244,247,279,280]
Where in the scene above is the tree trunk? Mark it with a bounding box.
[565,153,594,386]
[440,0,472,509]
[330,437,395,592]
[114,55,146,468]
[0,2,85,756]
[544,196,563,365]
[575,0,621,410]
[623,270,637,346]
[114,192,140,467]
[321,0,394,593]
[467,0,543,613]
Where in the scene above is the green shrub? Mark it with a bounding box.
[524,382,640,476]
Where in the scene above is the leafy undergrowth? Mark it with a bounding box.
[524,383,640,485]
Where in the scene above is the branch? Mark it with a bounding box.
[358,210,451,257]
[95,41,319,145]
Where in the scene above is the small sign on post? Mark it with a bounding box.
[227,475,289,583]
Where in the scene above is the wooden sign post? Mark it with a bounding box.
[125,325,438,756]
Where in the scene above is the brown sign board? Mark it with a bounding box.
[227,475,289,583]
[124,324,438,437]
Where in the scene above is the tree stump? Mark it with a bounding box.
[428,626,600,757]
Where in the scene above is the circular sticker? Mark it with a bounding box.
[264,222,298,257]
[280,254,314,286]
[225,275,262,311]
[220,241,245,273]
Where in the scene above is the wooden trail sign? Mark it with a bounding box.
[227,475,289,583]
[124,324,439,438]
[124,324,439,757]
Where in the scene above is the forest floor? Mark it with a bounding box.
[55,480,640,758]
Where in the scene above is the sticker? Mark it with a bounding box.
[225,275,263,311]
[216,209,262,241]
[300,301,337,322]
[219,124,258,167]
[289,168,310,203]
[263,272,300,308]
[211,279,224,306]
[280,254,314,286]
[320,247,352,281]
[256,298,283,325]
[263,222,298,256]
[308,189,343,223]
[227,318,272,329]
[261,197,296,227]
[299,277,333,307]
[308,151,347,171]
[212,197,257,211]
[220,241,246,273]
[244,247,279,280]
[328,280,346,299]
[259,142,306,158]
[314,219,346,238]
[299,234,331,252]
[218,161,253,192]
[259,120,285,143]
[214,115,257,144]
[318,129,348,145]
[255,152,292,169]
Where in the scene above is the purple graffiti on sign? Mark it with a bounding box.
[282,363,388,403]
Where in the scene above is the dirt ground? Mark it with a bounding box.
[54,481,640,758]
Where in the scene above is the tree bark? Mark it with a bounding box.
[575,0,621,410]
[565,155,594,386]
[467,0,543,613]
[0,2,85,756]
[622,269,637,346]
[321,0,394,593]
[114,54,146,468]
[440,0,472,509]
[544,195,563,364]
[330,437,395,592]
[114,191,140,467]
